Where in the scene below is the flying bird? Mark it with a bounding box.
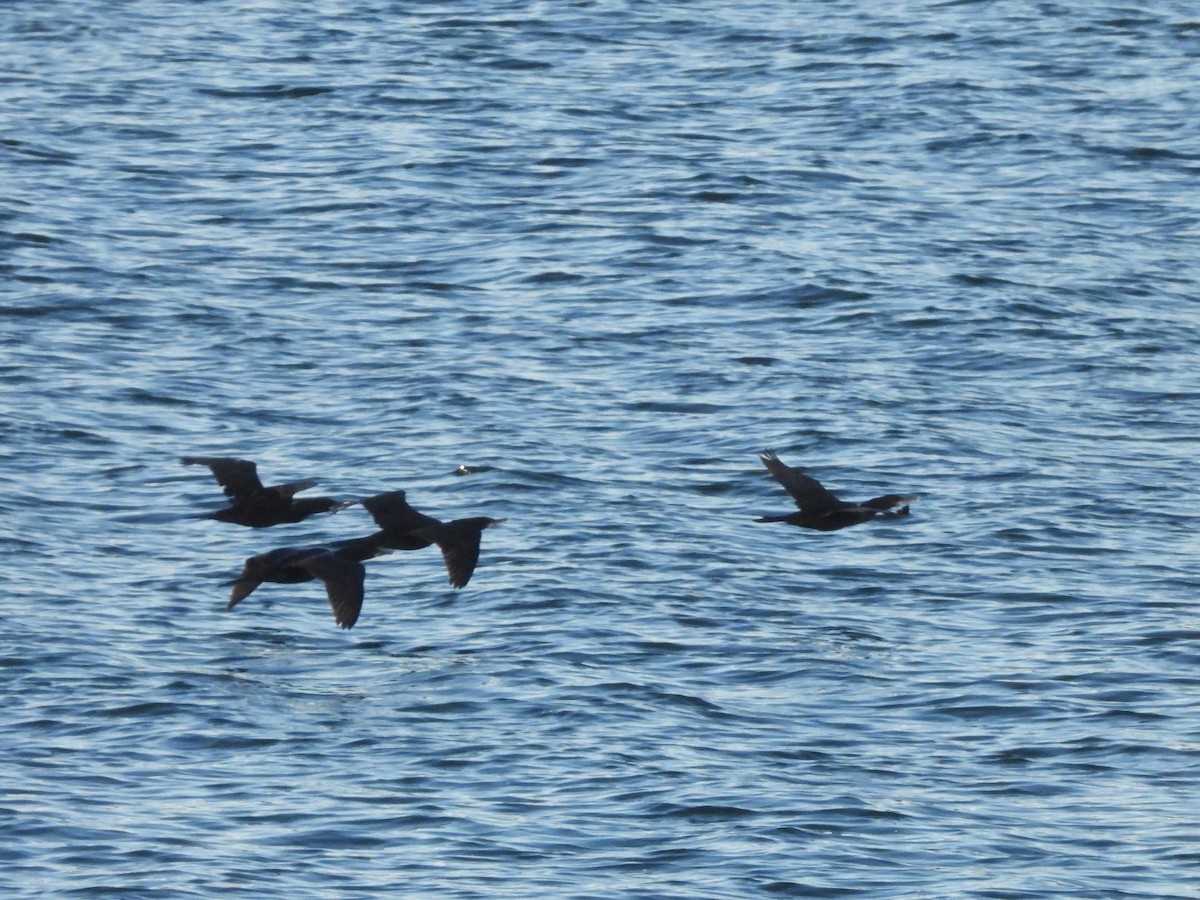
[181,456,349,527]
[358,490,504,587]
[227,537,391,629]
[756,449,915,532]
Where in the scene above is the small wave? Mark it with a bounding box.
[196,84,334,99]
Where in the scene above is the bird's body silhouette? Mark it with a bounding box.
[227,536,391,629]
[182,456,347,527]
[756,449,915,532]
[358,490,504,587]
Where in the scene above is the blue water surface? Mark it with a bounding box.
[3,2,1200,897]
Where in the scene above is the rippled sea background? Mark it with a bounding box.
[4,2,1200,896]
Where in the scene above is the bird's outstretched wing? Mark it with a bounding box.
[296,550,366,629]
[434,521,483,588]
[182,457,265,504]
[228,566,266,610]
[430,517,505,588]
[760,450,842,514]
[227,547,311,610]
[360,490,441,531]
[270,479,319,500]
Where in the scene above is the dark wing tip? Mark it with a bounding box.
[758,448,787,474]
[226,577,260,610]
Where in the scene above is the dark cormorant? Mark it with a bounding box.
[227,536,391,629]
[358,490,504,587]
[182,456,348,527]
[756,449,915,532]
